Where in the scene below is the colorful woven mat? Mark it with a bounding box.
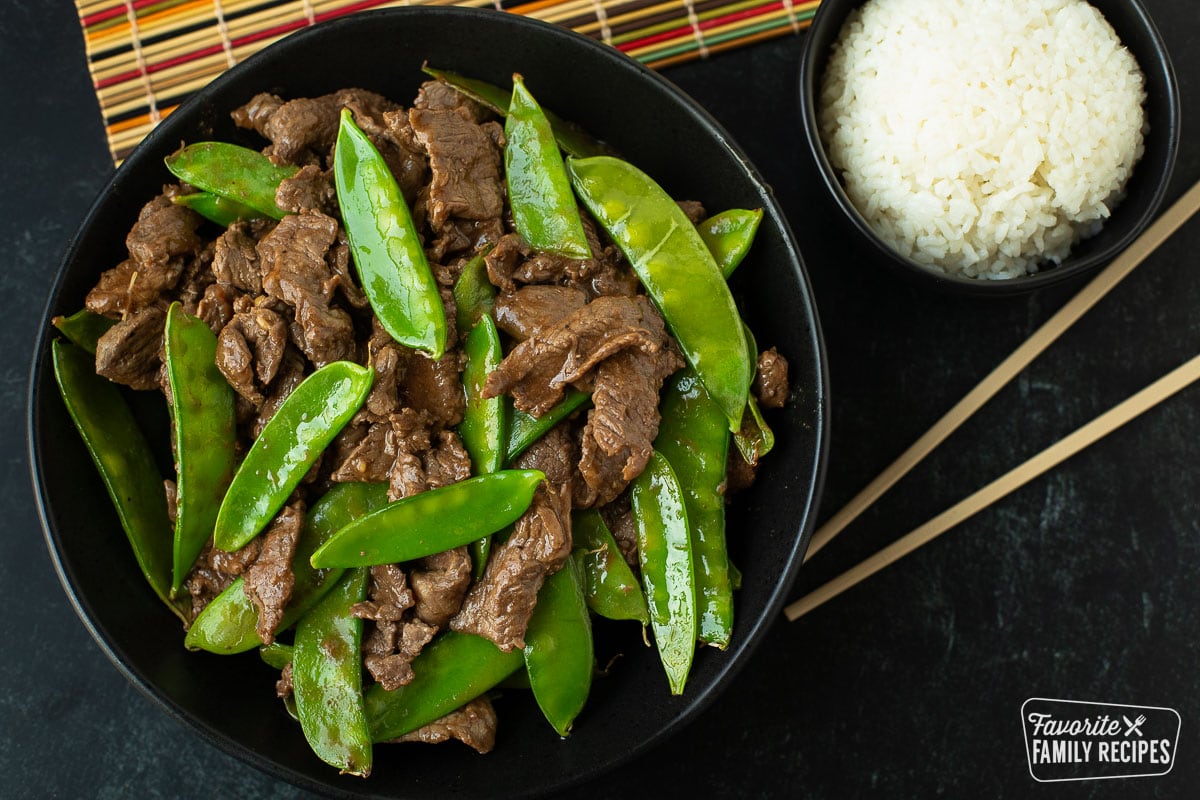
[77,0,818,164]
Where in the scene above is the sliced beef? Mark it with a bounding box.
[330,421,395,483]
[677,199,706,224]
[276,662,294,699]
[752,347,789,409]
[242,503,304,645]
[450,479,572,652]
[85,258,167,318]
[600,499,640,569]
[175,242,217,315]
[399,349,466,429]
[364,343,405,419]
[184,537,264,622]
[379,109,431,203]
[352,565,433,691]
[409,546,472,628]
[327,229,370,310]
[423,430,472,490]
[415,80,491,122]
[126,190,203,275]
[252,346,308,437]
[257,212,356,367]
[513,423,576,494]
[493,285,588,342]
[215,307,288,405]
[195,282,240,334]
[483,295,673,418]
[408,106,504,229]
[390,696,498,754]
[94,303,167,390]
[725,445,758,496]
[275,164,337,216]
[427,217,504,263]
[231,92,284,138]
[484,234,528,293]
[212,221,263,294]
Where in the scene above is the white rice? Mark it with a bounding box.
[817,0,1147,279]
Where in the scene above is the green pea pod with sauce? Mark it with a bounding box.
[567,155,752,431]
[459,315,508,579]
[698,208,763,279]
[505,75,591,259]
[51,339,188,623]
[452,247,496,334]
[310,469,545,568]
[213,360,373,553]
[334,108,447,360]
[572,510,648,624]
[523,555,593,737]
[366,631,524,742]
[172,191,266,227]
[733,323,775,466]
[654,369,734,648]
[51,309,115,354]
[630,451,696,695]
[294,567,373,777]
[186,482,389,654]
[163,303,237,596]
[505,389,592,465]
[164,142,298,220]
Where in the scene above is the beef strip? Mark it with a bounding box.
[493,286,588,342]
[330,421,395,483]
[215,307,289,404]
[275,164,337,216]
[409,546,472,628]
[242,503,304,645]
[399,349,466,429]
[600,498,640,569]
[276,662,294,699]
[426,217,505,263]
[677,199,706,224]
[484,234,528,293]
[414,80,491,122]
[408,106,504,230]
[230,92,284,138]
[125,190,203,276]
[252,346,308,438]
[94,303,167,390]
[483,295,673,418]
[364,343,405,419]
[212,221,264,294]
[327,228,370,310]
[184,537,264,622]
[390,696,498,754]
[752,347,789,409]
[257,212,356,367]
[195,282,240,334]
[352,565,434,691]
[450,429,575,651]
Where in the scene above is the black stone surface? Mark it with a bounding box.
[3,1,1198,797]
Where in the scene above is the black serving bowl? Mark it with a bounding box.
[28,7,827,798]
[799,0,1180,295]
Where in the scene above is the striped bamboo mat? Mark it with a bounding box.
[77,0,819,163]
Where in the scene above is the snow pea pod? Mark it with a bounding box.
[164,303,237,595]
[366,630,524,742]
[452,248,496,334]
[655,369,734,648]
[505,75,591,258]
[213,361,373,552]
[186,482,388,654]
[172,191,264,227]
[505,389,591,465]
[698,208,763,279]
[294,567,373,777]
[459,316,507,579]
[51,309,114,354]
[630,451,696,695]
[260,641,293,670]
[421,66,610,158]
[732,324,775,466]
[572,510,648,624]
[310,469,545,568]
[524,555,593,736]
[567,156,752,431]
[51,340,187,623]
[334,109,447,359]
[164,142,297,219]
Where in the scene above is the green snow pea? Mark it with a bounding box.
[310,470,545,568]
[51,309,114,354]
[335,109,447,359]
[655,369,734,648]
[505,389,591,465]
[524,556,593,736]
[164,142,297,219]
[698,208,763,279]
[163,303,237,595]
[421,66,610,158]
[366,631,524,742]
[452,248,496,334]
[172,191,265,227]
[732,324,775,466]
[505,75,591,258]
[51,340,187,623]
[260,641,293,670]
[567,155,752,431]
[459,315,508,579]
[294,567,373,777]
[630,451,696,695]
[572,510,648,624]
[186,482,388,654]
[213,361,373,553]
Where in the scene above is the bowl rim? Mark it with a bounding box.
[27,6,831,796]
[797,0,1182,295]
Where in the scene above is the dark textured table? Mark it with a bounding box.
[5,1,1199,797]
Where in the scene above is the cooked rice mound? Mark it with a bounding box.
[818,0,1147,279]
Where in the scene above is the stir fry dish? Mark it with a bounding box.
[50,67,790,776]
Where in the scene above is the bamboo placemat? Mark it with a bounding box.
[76,0,819,163]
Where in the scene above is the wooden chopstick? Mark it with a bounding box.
[803,179,1200,564]
[785,348,1200,621]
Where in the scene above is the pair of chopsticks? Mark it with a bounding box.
[785,179,1200,622]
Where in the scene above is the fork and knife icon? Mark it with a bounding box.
[1122,714,1147,737]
